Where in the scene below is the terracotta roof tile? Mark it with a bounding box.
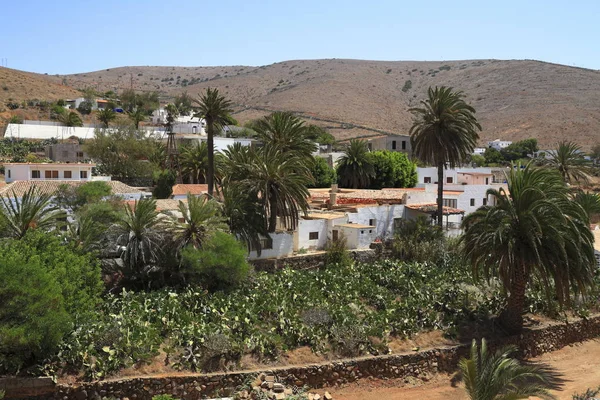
[171,184,208,196]
[0,180,143,198]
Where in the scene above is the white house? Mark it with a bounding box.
[472,147,486,155]
[416,167,494,185]
[4,162,95,183]
[177,135,253,152]
[488,139,512,151]
[152,109,207,135]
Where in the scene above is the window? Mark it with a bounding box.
[7,170,10,179]
[31,170,40,179]
[485,177,489,184]
[470,198,475,207]
[361,230,364,234]
[424,177,432,183]
[443,198,457,208]
[401,140,406,150]
[483,198,487,206]
[249,236,273,251]
[309,232,319,240]
[52,170,58,179]
[447,177,453,184]
[80,170,88,179]
[45,170,59,179]
[369,219,375,226]
[76,152,84,158]
[64,171,72,179]
[391,140,397,150]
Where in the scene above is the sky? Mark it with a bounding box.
[3,0,599,74]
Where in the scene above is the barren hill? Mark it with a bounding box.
[34,59,600,149]
[0,67,80,105]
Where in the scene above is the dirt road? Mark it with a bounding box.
[325,339,600,400]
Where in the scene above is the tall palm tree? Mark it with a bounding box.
[169,193,228,253]
[113,198,167,284]
[462,163,595,333]
[410,86,481,226]
[546,141,592,184]
[58,110,83,127]
[254,111,317,160]
[222,144,311,232]
[128,108,146,129]
[573,191,600,222]
[336,139,374,189]
[97,108,117,128]
[459,338,560,400]
[179,142,208,184]
[194,88,233,197]
[0,186,66,239]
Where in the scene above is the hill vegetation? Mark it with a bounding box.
[31,59,600,149]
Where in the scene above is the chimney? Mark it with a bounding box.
[331,183,338,193]
[329,192,338,208]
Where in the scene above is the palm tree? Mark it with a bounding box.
[0,186,66,239]
[221,183,270,255]
[462,163,595,333]
[128,108,146,129]
[179,142,208,184]
[573,191,600,222]
[254,111,317,160]
[546,141,592,184]
[58,110,83,127]
[410,86,481,226]
[169,193,228,253]
[194,88,233,197]
[113,198,167,284]
[97,108,117,128]
[222,144,311,232]
[459,338,560,400]
[336,139,374,189]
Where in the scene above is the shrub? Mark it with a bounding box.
[181,231,250,291]
[324,236,352,267]
[152,169,175,199]
[401,80,412,92]
[0,245,70,373]
[308,157,336,188]
[368,150,417,189]
[77,101,92,115]
[391,217,445,263]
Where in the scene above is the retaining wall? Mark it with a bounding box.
[11,315,600,400]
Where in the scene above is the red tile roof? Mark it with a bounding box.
[0,180,142,197]
[405,203,465,215]
[171,184,208,196]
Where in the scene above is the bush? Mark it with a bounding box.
[77,101,92,115]
[0,244,70,373]
[391,217,445,263]
[324,236,352,267]
[308,157,336,188]
[3,231,103,315]
[368,150,417,189]
[56,181,112,211]
[181,232,250,291]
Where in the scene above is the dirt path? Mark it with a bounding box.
[325,339,600,400]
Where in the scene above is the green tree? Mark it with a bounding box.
[336,139,374,189]
[58,110,83,127]
[113,198,168,287]
[194,88,233,196]
[181,231,250,291]
[546,141,592,184]
[152,169,176,199]
[0,246,69,374]
[55,181,112,212]
[97,108,117,128]
[462,163,595,333]
[306,124,336,145]
[169,194,228,253]
[76,101,92,115]
[410,86,481,226]
[459,338,559,400]
[484,148,504,165]
[68,200,123,254]
[309,157,337,188]
[164,103,178,133]
[368,150,417,189]
[174,92,194,116]
[589,144,600,162]
[573,191,600,222]
[0,186,65,239]
[128,108,146,129]
[254,111,317,161]
[470,154,486,167]
[179,142,208,184]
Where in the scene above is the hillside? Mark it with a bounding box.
[0,67,80,105]
[32,59,600,149]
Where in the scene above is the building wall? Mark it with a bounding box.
[45,143,87,163]
[338,226,375,249]
[417,167,492,185]
[457,173,492,185]
[488,140,512,150]
[297,219,328,250]
[346,205,405,239]
[4,124,97,140]
[248,232,294,260]
[5,165,94,183]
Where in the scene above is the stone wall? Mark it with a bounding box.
[250,249,379,272]
[16,315,600,400]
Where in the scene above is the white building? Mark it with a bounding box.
[4,163,95,183]
[488,139,512,151]
[4,123,97,140]
[472,147,486,155]
[152,109,206,135]
[416,167,494,185]
[177,135,253,153]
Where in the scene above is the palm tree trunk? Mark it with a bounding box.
[437,162,444,227]
[499,265,527,334]
[268,189,278,232]
[206,118,214,197]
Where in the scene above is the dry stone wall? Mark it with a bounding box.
[12,315,600,400]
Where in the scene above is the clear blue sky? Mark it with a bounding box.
[3,0,599,74]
